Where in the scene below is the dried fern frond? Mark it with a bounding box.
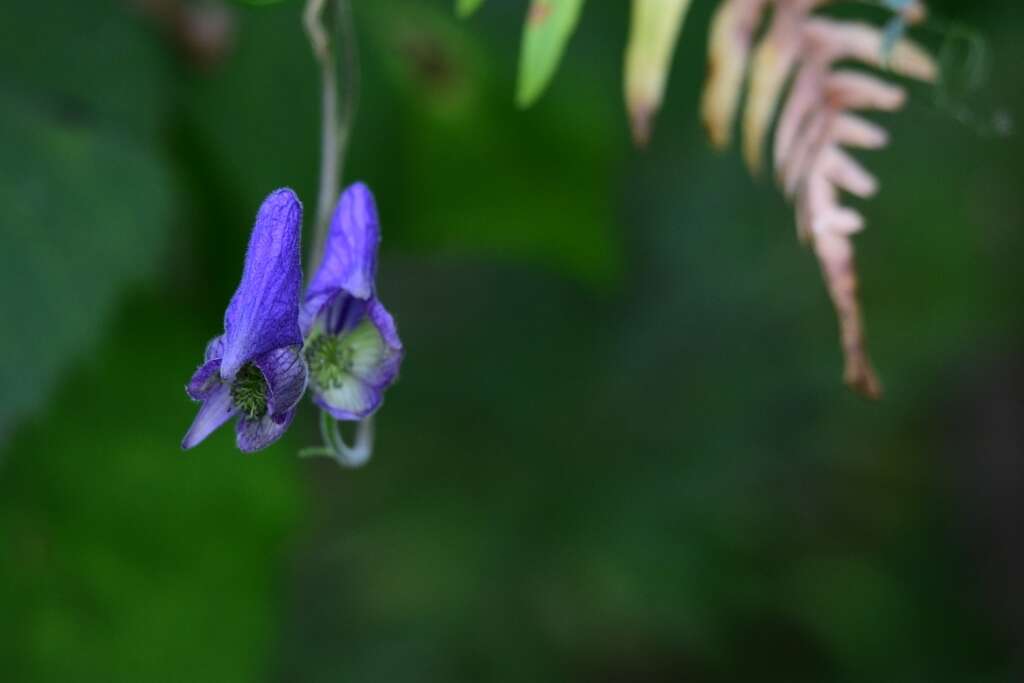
[461,0,955,397]
[702,0,771,148]
[702,0,937,398]
[624,0,694,146]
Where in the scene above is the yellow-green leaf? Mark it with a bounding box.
[456,0,484,18]
[624,0,693,145]
[516,0,586,108]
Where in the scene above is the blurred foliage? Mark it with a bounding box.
[455,0,485,19]
[0,300,300,681]
[1,0,1023,682]
[515,0,586,107]
[0,0,175,440]
[183,0,621,280]
[357,0,621,281]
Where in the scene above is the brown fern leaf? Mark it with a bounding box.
[702,0,936,398]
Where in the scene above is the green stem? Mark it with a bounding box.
[303,0,359,269]
[299,0,374,467]
[298,410,374,468]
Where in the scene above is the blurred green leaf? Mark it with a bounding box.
[360,1,621,282]
[0,100,174,442]
[455,0,484,18]
[516,0,586,107]
[0,0,174,140]
[0,296,301,681]
[0,0,177,441]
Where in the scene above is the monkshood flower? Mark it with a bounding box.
[182,189,309,452]
[301,182,402,420]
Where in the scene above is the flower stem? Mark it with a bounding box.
[303,0,359,269]
[298,410,374,468]
[300,0,373,467]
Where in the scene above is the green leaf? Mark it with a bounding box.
[0,296,301,680]
[456,0,485,18]
[516,0,586,108]
[0,0,174,140]
[0,0,177,441]
[0,100,174,441]
[357,1,621,282]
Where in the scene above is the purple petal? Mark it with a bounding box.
[368,298,403,352]
[204,335,225,363]
[346,309,403,388]
[302,183,380,332]
[305,290,368,337]
[313,375,382,421]
[251,346,308,416]
[330,292,370,336]
[235,407,296,453]
[186,358,223,401]
[182,383,239,450]
[221,188,304,380]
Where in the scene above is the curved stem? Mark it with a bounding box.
[300,0,371,467]
[298,411,374,468]
[304,0,359,269]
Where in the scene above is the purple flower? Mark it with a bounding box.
[182,189,309,452]
[301,182,403,420]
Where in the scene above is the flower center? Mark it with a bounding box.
[305,334,355,389]
[231,363,268,419]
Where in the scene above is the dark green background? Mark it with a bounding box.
[2,0,1022,680]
